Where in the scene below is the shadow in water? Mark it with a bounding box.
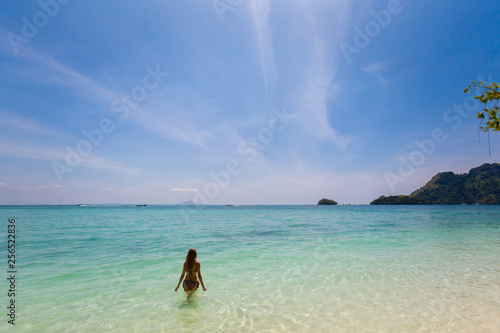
[174,292,206,328]
[177,291,203,309]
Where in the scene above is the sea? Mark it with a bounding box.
[1,205,499,332]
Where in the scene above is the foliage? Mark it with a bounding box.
[411,163,500,204]
[372,164,500,205]
[317,198,338,205]
[370,195,427,205]
[464,81,500,132]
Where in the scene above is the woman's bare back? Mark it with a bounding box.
[185,261,200,281]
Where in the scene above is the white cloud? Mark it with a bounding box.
[170,188,199,193]
[104,187,134,192]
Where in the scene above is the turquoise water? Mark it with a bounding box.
[1,205,500,332]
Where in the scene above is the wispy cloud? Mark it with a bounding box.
[249,0,277,101]
[362,61,389,102]
[0,110,75,140]
[0,141,138,174]
[127,83,246,153]
[248,1,353,150]
[292,2,353,151]
[0,182,63,191]
[0,142,66,161]
[130,106,213,149]
[0,40,116,102]
[170,188,198,193]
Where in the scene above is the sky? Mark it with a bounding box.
[0,0,499,205]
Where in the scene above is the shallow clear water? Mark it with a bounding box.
[1,205,499,332]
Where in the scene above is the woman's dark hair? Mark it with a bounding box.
[185,248,197,270]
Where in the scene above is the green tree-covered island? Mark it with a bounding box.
[318,198,338,205]
[371,163,500,205]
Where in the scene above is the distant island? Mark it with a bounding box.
[371,163,500,205]
[318,198,338,205]
[371,195,427,205]
[177,201,202,206]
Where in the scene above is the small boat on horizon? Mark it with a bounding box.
[77,204,86,206]
[136,204,147,207]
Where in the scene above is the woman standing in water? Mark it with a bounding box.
[175,248,207,294]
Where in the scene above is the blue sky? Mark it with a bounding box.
[1,0,499,205]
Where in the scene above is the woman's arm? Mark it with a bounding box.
[174,264,186,291]
[197,263,207,291]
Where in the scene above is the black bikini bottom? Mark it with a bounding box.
[184,280,199,289]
